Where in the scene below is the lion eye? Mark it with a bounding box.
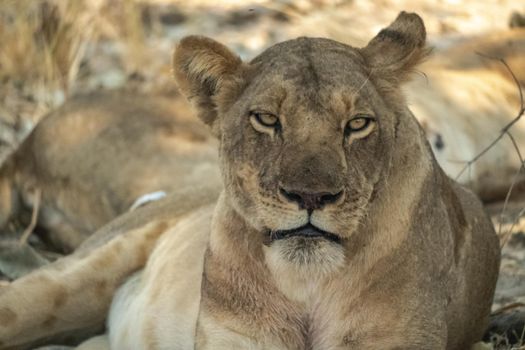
[349,118,367,130]
[251,112,279,128]
[345,115,374,135]
[249,111,280,135]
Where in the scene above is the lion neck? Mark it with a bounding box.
[208,192,265,260]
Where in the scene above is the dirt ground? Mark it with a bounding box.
[1,0,525,348]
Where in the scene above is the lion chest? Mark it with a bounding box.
[195,290,422,350]
[195,267,376,350]
[194,257,430,350]
[194,299,341,350]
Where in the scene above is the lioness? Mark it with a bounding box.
[0,91,219,253]
[0,12,500,350]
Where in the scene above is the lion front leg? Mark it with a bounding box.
[0,219,170,349]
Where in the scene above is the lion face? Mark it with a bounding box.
[220,39,388,240]
[174,12,428,269]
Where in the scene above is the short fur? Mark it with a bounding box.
[0,12,500,350]
[407,28,525,201]
[0,91,220,252]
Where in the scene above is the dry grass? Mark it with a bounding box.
[0,0,148,92]
[0,0,149,162]
[0,0,97,162]
[0,0,96,99]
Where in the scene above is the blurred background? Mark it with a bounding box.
[0,0,525,348]
[0,0,522,160]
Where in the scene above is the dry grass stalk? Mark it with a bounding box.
[18,188,41,246]
[0,0,99,100]
[0,0,104,163]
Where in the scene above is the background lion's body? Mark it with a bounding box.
[0,91,220,253]
[408,29,525,201]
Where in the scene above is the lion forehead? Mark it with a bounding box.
[249,37,369,88]
[240,43,374,120]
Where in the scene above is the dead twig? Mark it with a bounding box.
[18,188,41,246]
[491,302,525,316]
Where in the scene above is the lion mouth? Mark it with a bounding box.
[269,224,342,244]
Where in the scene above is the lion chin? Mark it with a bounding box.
[264,224,346,277]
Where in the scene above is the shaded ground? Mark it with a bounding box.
[488,199,525,308]
[483,199,525,348]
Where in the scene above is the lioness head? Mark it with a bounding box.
[174,12,431,273]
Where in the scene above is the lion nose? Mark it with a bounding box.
[279,187,343,212]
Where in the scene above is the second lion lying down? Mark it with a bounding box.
[0,11,499,350]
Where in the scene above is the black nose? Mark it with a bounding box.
[279,187,343,212]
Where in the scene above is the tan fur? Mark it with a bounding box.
[408,66,523,201]
[407,28,525,201]
[75,335,110,350]
[0,185,221,349]
[0,12,500,350]
[431,28,525,86]
[0,90,220,252]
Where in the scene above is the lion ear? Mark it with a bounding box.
[173,36,244,129]
[360,12,430,85]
